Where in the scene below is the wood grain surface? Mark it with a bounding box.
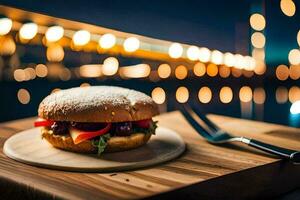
[3,127,185,172]
[0,111,300,200]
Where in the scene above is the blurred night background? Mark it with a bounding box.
[0,0,299,127]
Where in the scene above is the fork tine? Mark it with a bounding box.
[179,105,213,139]
[186,104,220,132]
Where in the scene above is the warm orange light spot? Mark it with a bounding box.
[276,87,288,104]
[251,32,265,48]
[17,89,30,104]
[254,60,266,75]
[193,62,206,77]
[243,70,254,78]
[198,87,212,103]
[280,0,296,17]
[206,63,218,77]
[239,86,252,102]
[276,64,289,81]
[80,83,91,87]
[176,87,189,103]
[253,88,266,104]
[0,35,16,56]
[219,86,233,103]
[252,48,265,60]
[289,86,300,103]
[175,65,188,80]
[35,64,48,78]
[231,68,242,78]
[219,65,230,78]
[46,44,64,62]
[51,88,61,94]
[157,64,171,79]
[250,13,266,31]
[152,87,166,104]
[289,65,300,80]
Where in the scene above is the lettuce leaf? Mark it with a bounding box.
[91,133,111,156]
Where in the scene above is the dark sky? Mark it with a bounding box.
[0,0,299,65]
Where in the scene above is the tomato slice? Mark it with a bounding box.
[34,118,55,127]
[134,119,151,129]
[70,123,111,144]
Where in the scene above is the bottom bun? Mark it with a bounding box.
[41,128,152,154]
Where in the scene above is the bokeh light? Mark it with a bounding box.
[244,56,256,71]
[276,87,288,104]
[46,44,64,62]
[99,33,116,49]
[45,26,64,42]
[35,64,48,78]
[14,69,25,82]
[233,54,245,69]
[288,49,300,65]
[102,57,119,76]
[0,18,12,35]
[19,22,38,40]
[210,50,223,65]
[176,86,189,103]
[157,64,171,79]
[17,89,30,104]
[254,60,266,75]
[80,83,91,87]
[219,86,233,103]
[289,86,300,103]
[120,64,151,78]
[251,32,265,48]
[250,13,266,31]
[187,46,200,61]
[168,43,183,58]
[123,37,140,52]
[289,65,300,80]
[0,35,16,56]
[79,64,102,78]
[219,65,230,78]
[224,52,235,67]
[198,47,211,63]
[206,63,218,77]
[252,48,265,60]
[198,87,212,103]
[280,0,296,17]
[290,101,300,114]
[72,30,91,46]
[253,88,266,104]
[151,87,166,104]
[193,62,206,77]
[24,67,36,80]
[59,68,71,81]
[51,88,61,94]
[239,86,252,102]
[175,65,188,80]
[231,68,242,77]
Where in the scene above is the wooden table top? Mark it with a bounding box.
[0,111,300,199]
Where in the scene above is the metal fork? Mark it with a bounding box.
[179,104,300,163]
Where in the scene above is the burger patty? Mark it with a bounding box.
[50,120,155,137]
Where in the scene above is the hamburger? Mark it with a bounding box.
[34,86,159,155]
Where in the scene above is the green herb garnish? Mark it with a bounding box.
[92,133,111,156]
